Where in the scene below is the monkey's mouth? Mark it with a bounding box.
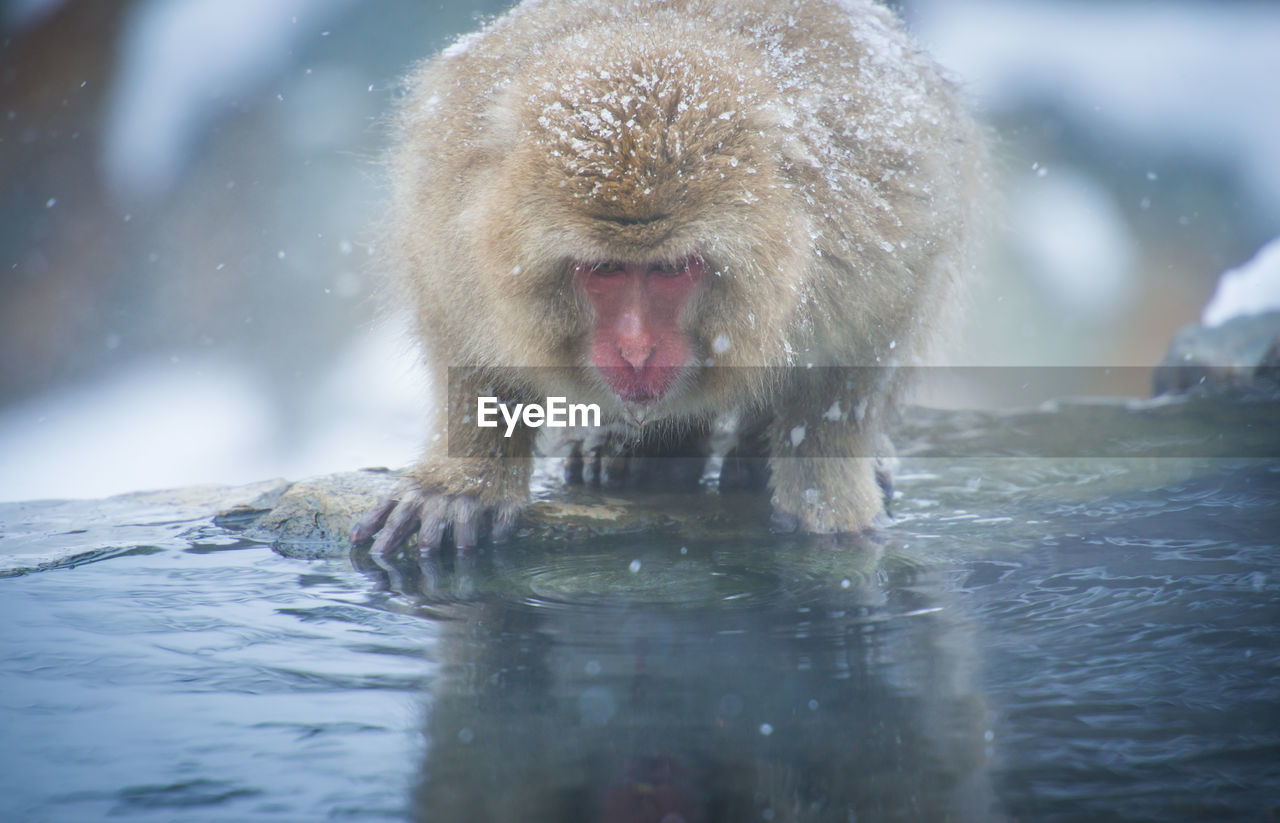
[595,365,682,406]
[618,389,659,405]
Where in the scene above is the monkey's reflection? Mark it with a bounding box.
[356,537,999,822]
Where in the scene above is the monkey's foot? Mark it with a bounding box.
[351,488,521,554]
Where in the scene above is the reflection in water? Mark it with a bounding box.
[357,535,998,822]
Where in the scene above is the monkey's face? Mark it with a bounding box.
[573,256,706,405]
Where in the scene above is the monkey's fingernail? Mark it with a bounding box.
[351,521,378,543]
[352,497,399,543]
[769,511,800,534]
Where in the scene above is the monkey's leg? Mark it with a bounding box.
[765,378,892,534]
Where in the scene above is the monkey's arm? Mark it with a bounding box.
[352,375,534,553]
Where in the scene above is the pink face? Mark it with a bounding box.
[574,255,705,404]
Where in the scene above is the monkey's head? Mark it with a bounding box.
[469,36,812,414]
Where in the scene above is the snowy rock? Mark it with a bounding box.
[1202,237,1280,327]
[1153,238,1280,395]
[1153,311,1280,396]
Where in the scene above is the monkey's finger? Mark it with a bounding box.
[452,516,480,550]
[490,504,521,544]
[416,497,449,553]
[448,496,481,549]
[370,498,423,556]
[351,496,399,543]
[416,516,446,553]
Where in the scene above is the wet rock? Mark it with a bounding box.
[217,467,776,559]
[1152,310,1280,395]
[233,469,400,558]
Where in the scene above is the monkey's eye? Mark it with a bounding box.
[590,262,624,276]
[651,261,688,277]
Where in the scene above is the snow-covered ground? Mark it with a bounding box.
[0,322,427,502]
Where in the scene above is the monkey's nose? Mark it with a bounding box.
[619,342,656,370]
[614,310,654,370]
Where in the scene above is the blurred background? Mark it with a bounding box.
[1,0,1277,501]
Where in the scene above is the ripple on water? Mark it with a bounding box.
[518,545,788,612]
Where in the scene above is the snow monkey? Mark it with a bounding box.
[354,0,984,552]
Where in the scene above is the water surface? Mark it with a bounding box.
[1,454,1277,821]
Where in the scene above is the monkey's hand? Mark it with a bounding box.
[351,459,529,554]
